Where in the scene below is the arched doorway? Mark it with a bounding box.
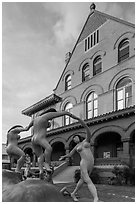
[51,142,65,161]
[95,132,122,159]
[24,147,33,162]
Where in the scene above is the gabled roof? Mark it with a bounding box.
[22,94,62,117]
[54,8,135,92]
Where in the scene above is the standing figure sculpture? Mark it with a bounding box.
[6,125,28,173]
[25,109,80,180]
[23,154,31,179]
[60,116,99,202]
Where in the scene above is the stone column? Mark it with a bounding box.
[65,145,70,165]
[121,138,130,163]
[90,144,95,157]
[32,153,36,167]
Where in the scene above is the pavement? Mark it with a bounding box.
[53,166,79,184]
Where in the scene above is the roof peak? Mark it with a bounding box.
[90,3,96,13]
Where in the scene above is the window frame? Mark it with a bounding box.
[93,55,102,76]
[86,92,98,119]
[118,38,129,63]
[65,74,71,91]
[116,77,132,110]
[82,63,90,82]
[64,102,73,125]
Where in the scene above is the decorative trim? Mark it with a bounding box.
[62,70,74,81]
[59,95,77,110]
[80,84,104,103]
[113,31,134,50]
[108,68,135,91]
[90,50,106,60]
[79,58,91,71]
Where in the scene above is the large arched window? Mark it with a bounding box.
[118,38,129,63]
[65,75,71,91]
[64,102,73,125]
[116,77,132,110]
[93,55,102,76]
[82,63,90,82]
[86,92,98,119]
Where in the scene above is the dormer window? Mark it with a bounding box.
[82,63,90,82]
[118,38,129,63]
[65,74,71,91]
[85,30,99,52]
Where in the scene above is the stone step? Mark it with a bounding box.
[53,166,79,184]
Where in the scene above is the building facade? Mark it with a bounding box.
[19,4,135,176]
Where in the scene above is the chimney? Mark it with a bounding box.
[65,52,71,64]
[90,3,96,13]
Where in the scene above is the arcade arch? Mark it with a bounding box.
[51,142,65,161]
[94,132,122,159]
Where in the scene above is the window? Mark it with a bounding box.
[86,92,98,119]
[93,55,102,76]
[85,29,99,52]
[118,38,129,63]
[116,77,132,110]
[82,63,90,82]
[65,75,71,91]
[64,103,73,125]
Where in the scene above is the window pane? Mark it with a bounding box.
[125,85,132,98]
[65,116,69,125]
[94,100,98,109]
[70,117,73,124]
[93,56,102,76]
[117,78,131,89]
[87,94,92,102]
[67,75,71,81]
[119,46,129,56]
[84,75,90,81]
[126,96,132,107]
[94,109,98,117]
[93,93,98,99]
[88,110,92,119]
[65,75,71,90]
[87,101,92,111]
[85,69,90,76]
[119,39,129,49]
[117,89,123,100]
[118,39,129,62]
[94,63,102,74]
[118,100,124,110]
[83,65,90,82]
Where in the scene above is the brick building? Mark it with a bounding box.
[19,4,135,178]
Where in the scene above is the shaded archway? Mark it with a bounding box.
[24,147,33,163]
[129,130,135,167]
[95,132,122,159]
[69,140,80,165]
[51,142,65,161]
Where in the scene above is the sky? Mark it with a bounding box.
[2,1,135,143]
